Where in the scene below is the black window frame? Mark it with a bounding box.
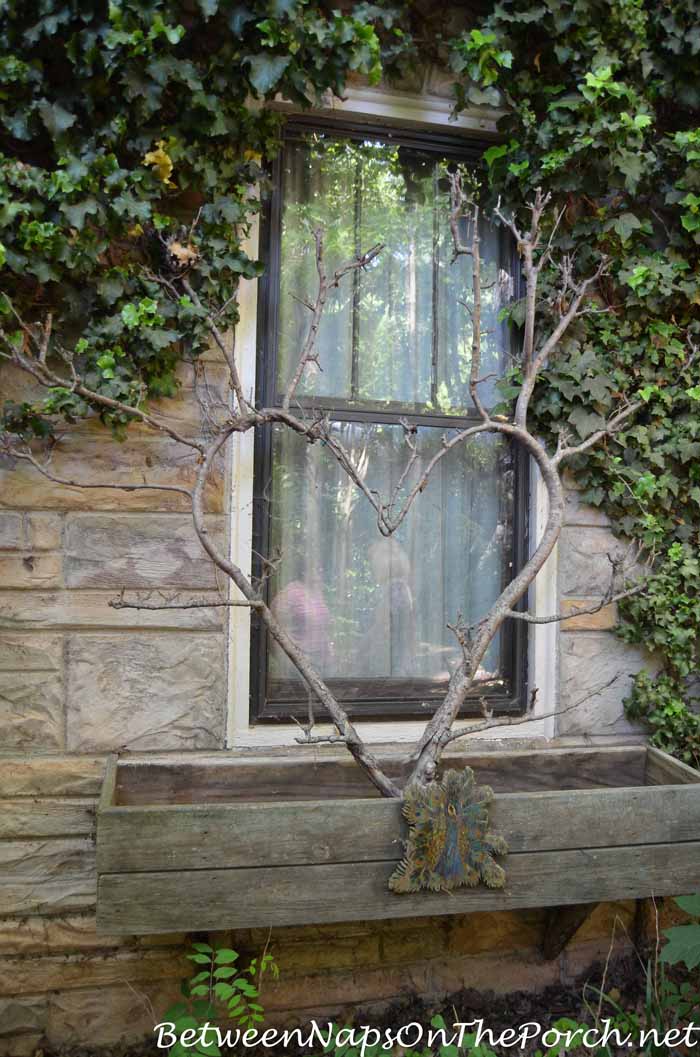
[250,116,529,724]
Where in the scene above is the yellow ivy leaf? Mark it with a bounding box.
[168,240,199,266]
[128,223,144,238]
[244,149,262,164]
[143,140,175,186]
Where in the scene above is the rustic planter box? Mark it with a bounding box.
[96,744,700,936]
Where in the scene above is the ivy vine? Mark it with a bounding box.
[2,0,699,765]
[453,0,700,766]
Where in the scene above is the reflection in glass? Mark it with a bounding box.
[277,134,513,413]
[267,423,513,704]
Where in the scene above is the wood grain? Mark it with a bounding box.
[645,746,700,786]
[97,840,700,934]
[98,783,700,873]
[113,746,647,805]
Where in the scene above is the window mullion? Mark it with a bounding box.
[430,162,440,406]
[350,153,362,401]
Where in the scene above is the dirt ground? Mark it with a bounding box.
[37,952,693,1057]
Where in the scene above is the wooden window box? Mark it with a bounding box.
[96,745,700,936]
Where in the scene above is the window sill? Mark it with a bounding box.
[228,717,548,750]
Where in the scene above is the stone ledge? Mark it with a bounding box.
[0,555,62,590]
[0,590,224,630]
[0,757,106,799]
[0,949,188,998]
[0,799,96,840]
[0,914,186,957]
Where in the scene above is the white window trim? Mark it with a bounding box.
[226,88,559,749]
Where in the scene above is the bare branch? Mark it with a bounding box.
[110,596,263,611]
[4,316,205,453]
[503,583,645,625]
[553,400,640,465]
[282,230,382,412]
[2,444,193,500]
[189,427,402,799]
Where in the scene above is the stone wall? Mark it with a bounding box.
[0,327,655,1053]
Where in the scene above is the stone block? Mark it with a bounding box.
[429,950,560,999]
[0,632,64,750]
[0,513,23,550]
[0,589,223,630]
[46,980,181,1047]
[26,512,63,550]
[0,671,64,750]
[0,839,95,916]
[0,914,185,956]
[563,487,611,527]
[559,527,628,598]
[380,922,449,965]
[0,757,105,798]
[0,997,47,1038]
[66,632,224,751]
[275,933,381,974]
[64,514,222,589]
[449,909,544,956]
[0,798,95,839]
[262,961,433,1014]
[0,555,61,589]
[0,949,188,997]
[0,633,62,670]
[574,900,636,941]
[560,599,618,631]
[0,433,223,512]
[559,632,652,736]
[0,1033,44,1056]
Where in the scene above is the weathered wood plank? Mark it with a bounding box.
[97,839,700,934]
[114,746,647,805]
[645,746,700,786]
[98,756,118,814]
[97,783,700,873]
[541,903,598,960]
[0,799,95,839]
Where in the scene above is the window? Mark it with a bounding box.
[252,118,527,723]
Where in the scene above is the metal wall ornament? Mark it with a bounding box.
[388,768,508,893]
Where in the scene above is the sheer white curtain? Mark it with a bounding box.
[267,133,514,704]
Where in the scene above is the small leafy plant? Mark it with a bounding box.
[661,894,700,971]
[164,940,279,1056]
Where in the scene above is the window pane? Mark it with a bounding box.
[276,133,513,412]
[265,422,514,703]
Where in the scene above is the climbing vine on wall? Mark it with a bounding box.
[448,0,700,766]
[2,0,699,765]
[0,0,409,437]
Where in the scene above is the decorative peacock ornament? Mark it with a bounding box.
[388,767,508,893]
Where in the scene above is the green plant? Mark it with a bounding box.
[450,0,700,765]
[163,940,279,1056]
[4,0,700,768]
[0,0,411,438]
[661,894,700,971]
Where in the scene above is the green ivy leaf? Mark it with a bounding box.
[246,54,291,94]
[197,0,220,17]
[61,197,99,230]
[37,99,77,137]
[568,406,606,439]
[612,212,642,244]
